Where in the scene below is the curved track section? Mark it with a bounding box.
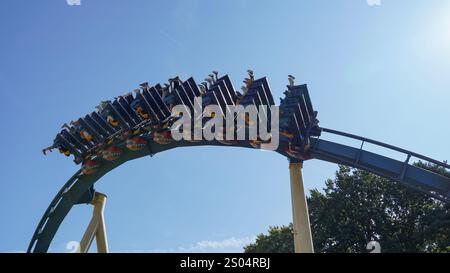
[311,128,450,202]
[28,131,450,253]
[28,138,291,253]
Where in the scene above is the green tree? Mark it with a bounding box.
[244,163,450,253]
[244,224,295,253]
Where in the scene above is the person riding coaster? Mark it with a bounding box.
[127,105,154,135]
[169,76,182,90]
[152,116,177,143]
[42,143,71,157]
[136,106,149,120]
[59,146,71,156]
[69,120,94,143]
[96,101,120,128]
[285,142,312,161]
[96,101,139,145]
[130,96,151,121]
[145,115,177,145]
[162,90,178,112]
[61,123,94,148]
[279,115,295,139]
[107,115,119,127]
[42,132,86,164]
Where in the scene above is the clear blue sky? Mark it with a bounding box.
[1,0,449,252]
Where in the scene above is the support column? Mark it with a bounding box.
[79,192,109,253]
[93,193,108,253]
[289,161,314,253]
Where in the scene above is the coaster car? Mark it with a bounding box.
[152,130,173,145]
[201,92,215,108]
[279,117,295,139]
[81,159,100,175]
[285,143,312,161]
[126,137,148,151]
[61,123,94,150]
[130,98,151,121]
[102,145,122,161]
[71,121,94,143]
[151,116,173,131]
[163,93,179,111]
[43,132,85,164]
[97,102,122,129]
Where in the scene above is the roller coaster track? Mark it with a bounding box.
[311,128,450,201]
[28,73,450,253]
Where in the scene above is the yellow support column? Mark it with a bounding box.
[79,192,109,253]
[93,193,108,253]
[289,161,314,253]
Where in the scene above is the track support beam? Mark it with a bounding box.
[79,192,109,253]
[289,161,314,253]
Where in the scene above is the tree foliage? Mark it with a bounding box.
[244,224,295,253]
[244,163,450,253]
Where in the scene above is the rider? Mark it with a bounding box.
[97,101,120,128]
[71,120,94,142]
[131,94,150,120]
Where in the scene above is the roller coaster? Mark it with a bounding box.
[28,71,450,253]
